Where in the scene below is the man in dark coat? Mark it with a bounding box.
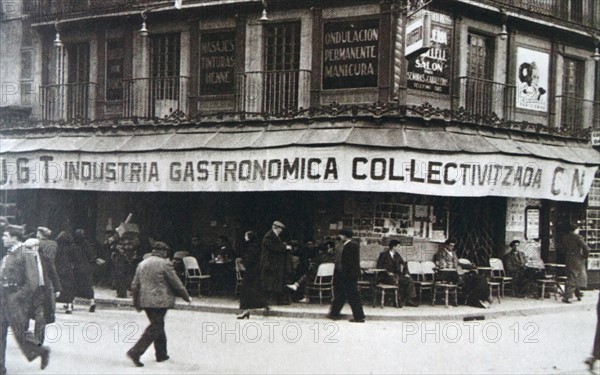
[376,240,417,307]
[261,221,290,305]
[1,225,50,375]
[560,223,590,303]
[126,241,191,367]
[503,240,529,297]
[328,229,365,323]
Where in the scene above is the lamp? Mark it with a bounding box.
[498,24,508,41]
[592,43,600,62]
[260,0,269,21]
[53,22,63,48]
[139,10,148,37]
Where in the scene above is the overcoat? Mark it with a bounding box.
[561,232,590,288]
[260,230,288,293]
[131,254,190,309]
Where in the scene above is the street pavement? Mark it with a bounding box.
[4,300,599,374]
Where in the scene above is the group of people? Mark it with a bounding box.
[0,217,100,375]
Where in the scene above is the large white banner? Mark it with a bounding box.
[0,147,596,202]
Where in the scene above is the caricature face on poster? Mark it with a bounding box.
[516,47,549,112]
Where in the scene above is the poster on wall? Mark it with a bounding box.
[515,47,549,112]
[199,30,236,96]
[406,12,452,95]
[322,18,380,90]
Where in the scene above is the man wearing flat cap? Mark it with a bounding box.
[328,228,365,323]
[261,221,291,305]
[503,240,528,297]
[126,241,191,367]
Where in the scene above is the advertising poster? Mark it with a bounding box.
[516,47,549,112]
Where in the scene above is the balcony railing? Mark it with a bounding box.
[492,0,597,28]
[555,95,600,131]
[123,76,189,119]
[238,70,311,116]
[454,77,516,121]
[41,82,97,122]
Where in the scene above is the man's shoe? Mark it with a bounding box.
[326,314,341,321]
[40,347,50,370]
[89,304,96,313]
[562,297,571,304]
[298,297,308,303]
[349,318,365,323]
[286,283,298,291]
[406,300,419,307]
[156,355,170,362]
[126,351,144,367]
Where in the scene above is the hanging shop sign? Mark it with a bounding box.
[405,12,431,59]
[322,18,380,90]
[0,147,597,203]
[515,46,549,112]
[406,12,452,95]
[199,30,236,96]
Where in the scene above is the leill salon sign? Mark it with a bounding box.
[322,18,380,90]
[0,148,595,203]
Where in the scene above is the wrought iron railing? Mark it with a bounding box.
[555,95,600,131]
[40,82,98,122]
[123,76,189,119]
[455,77,516,121]
[492,0,597,28]
[238,70,311,116]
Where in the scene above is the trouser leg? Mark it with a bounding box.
[129,308,167,358]
[329,276,346,317]
[344,278,365,320]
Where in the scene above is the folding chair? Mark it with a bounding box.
[407,261,433,305]
[306,263,335,304]
[182,256,211,296]
[358,260,377,304]
[489,258,514,297]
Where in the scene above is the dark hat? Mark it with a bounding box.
[569,222,580,232]
[272,221,286,229]
[152,241,170,252]
[388,239,401,248]
[37,226,52,237]
[339,228,354,238]
[509,240,520,247]
[445,238,456,245]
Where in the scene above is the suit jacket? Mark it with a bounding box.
[131,254,190,309]
[434,249,458,269]
[377,250,406,275]
[0,243,41,321]
[341,240,361,280]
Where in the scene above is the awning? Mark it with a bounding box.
[1,123,598,202]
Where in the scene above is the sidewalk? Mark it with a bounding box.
[80,286,598,321]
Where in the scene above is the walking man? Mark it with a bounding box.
[328,229,365,323]
[261,221,291,305]
[561,223,590,304]
[1,225,50,375]
[126,241,191,367]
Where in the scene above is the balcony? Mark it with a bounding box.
[454,77,516,121]
[555,95,600,131]
[123,76,189,119]
[492,0,598,28]
[237,70,311,116]
[40,82,98,122]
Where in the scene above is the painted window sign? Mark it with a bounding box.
[199,30,236,96]
[322,18,380,90]
[516,47,549,112]
[406,21,452,94]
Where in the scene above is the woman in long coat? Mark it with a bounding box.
[73,229,97,312]
[237,231,268,319]
[260,223,289,305]
[55,231,76,313]
[560,223,590,303]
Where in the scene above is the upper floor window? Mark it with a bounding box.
[150,33,181,101]
[67,43,90,83]
[264,22,301,72]
[106,39,124,101]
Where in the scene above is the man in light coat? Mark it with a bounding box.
[126,241,191,367]
[560,223,590,303]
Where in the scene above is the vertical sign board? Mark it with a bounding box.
[525,206,540,240]
[322,18,380,90]
[406,12,452,94]
[199,30,236,96]
[405,12,431,59]
[515,47,549,112]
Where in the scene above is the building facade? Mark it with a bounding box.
[1,0,599,264]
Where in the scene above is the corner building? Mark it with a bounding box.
[1,0,599,267]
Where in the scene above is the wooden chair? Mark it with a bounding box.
[306,263,335,304]
[407,261,433,305]
[536,271,559,300]
[359,260,377,305]
[489,258,514,297]
[183,256,211,296]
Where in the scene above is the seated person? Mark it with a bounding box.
[213,235,235,262]
[376,240,417,307]
[286,241,335,302]
[503,240,529,297]
[433,239,459,284]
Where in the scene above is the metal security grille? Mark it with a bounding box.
[263,22,301,114]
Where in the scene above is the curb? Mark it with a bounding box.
[84,295,596,322]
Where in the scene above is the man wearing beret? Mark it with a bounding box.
[1,225,50,374]
[328,229,365,323]
[261,221,291,305]
[503,240,528,297]
[126,241,191,367]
